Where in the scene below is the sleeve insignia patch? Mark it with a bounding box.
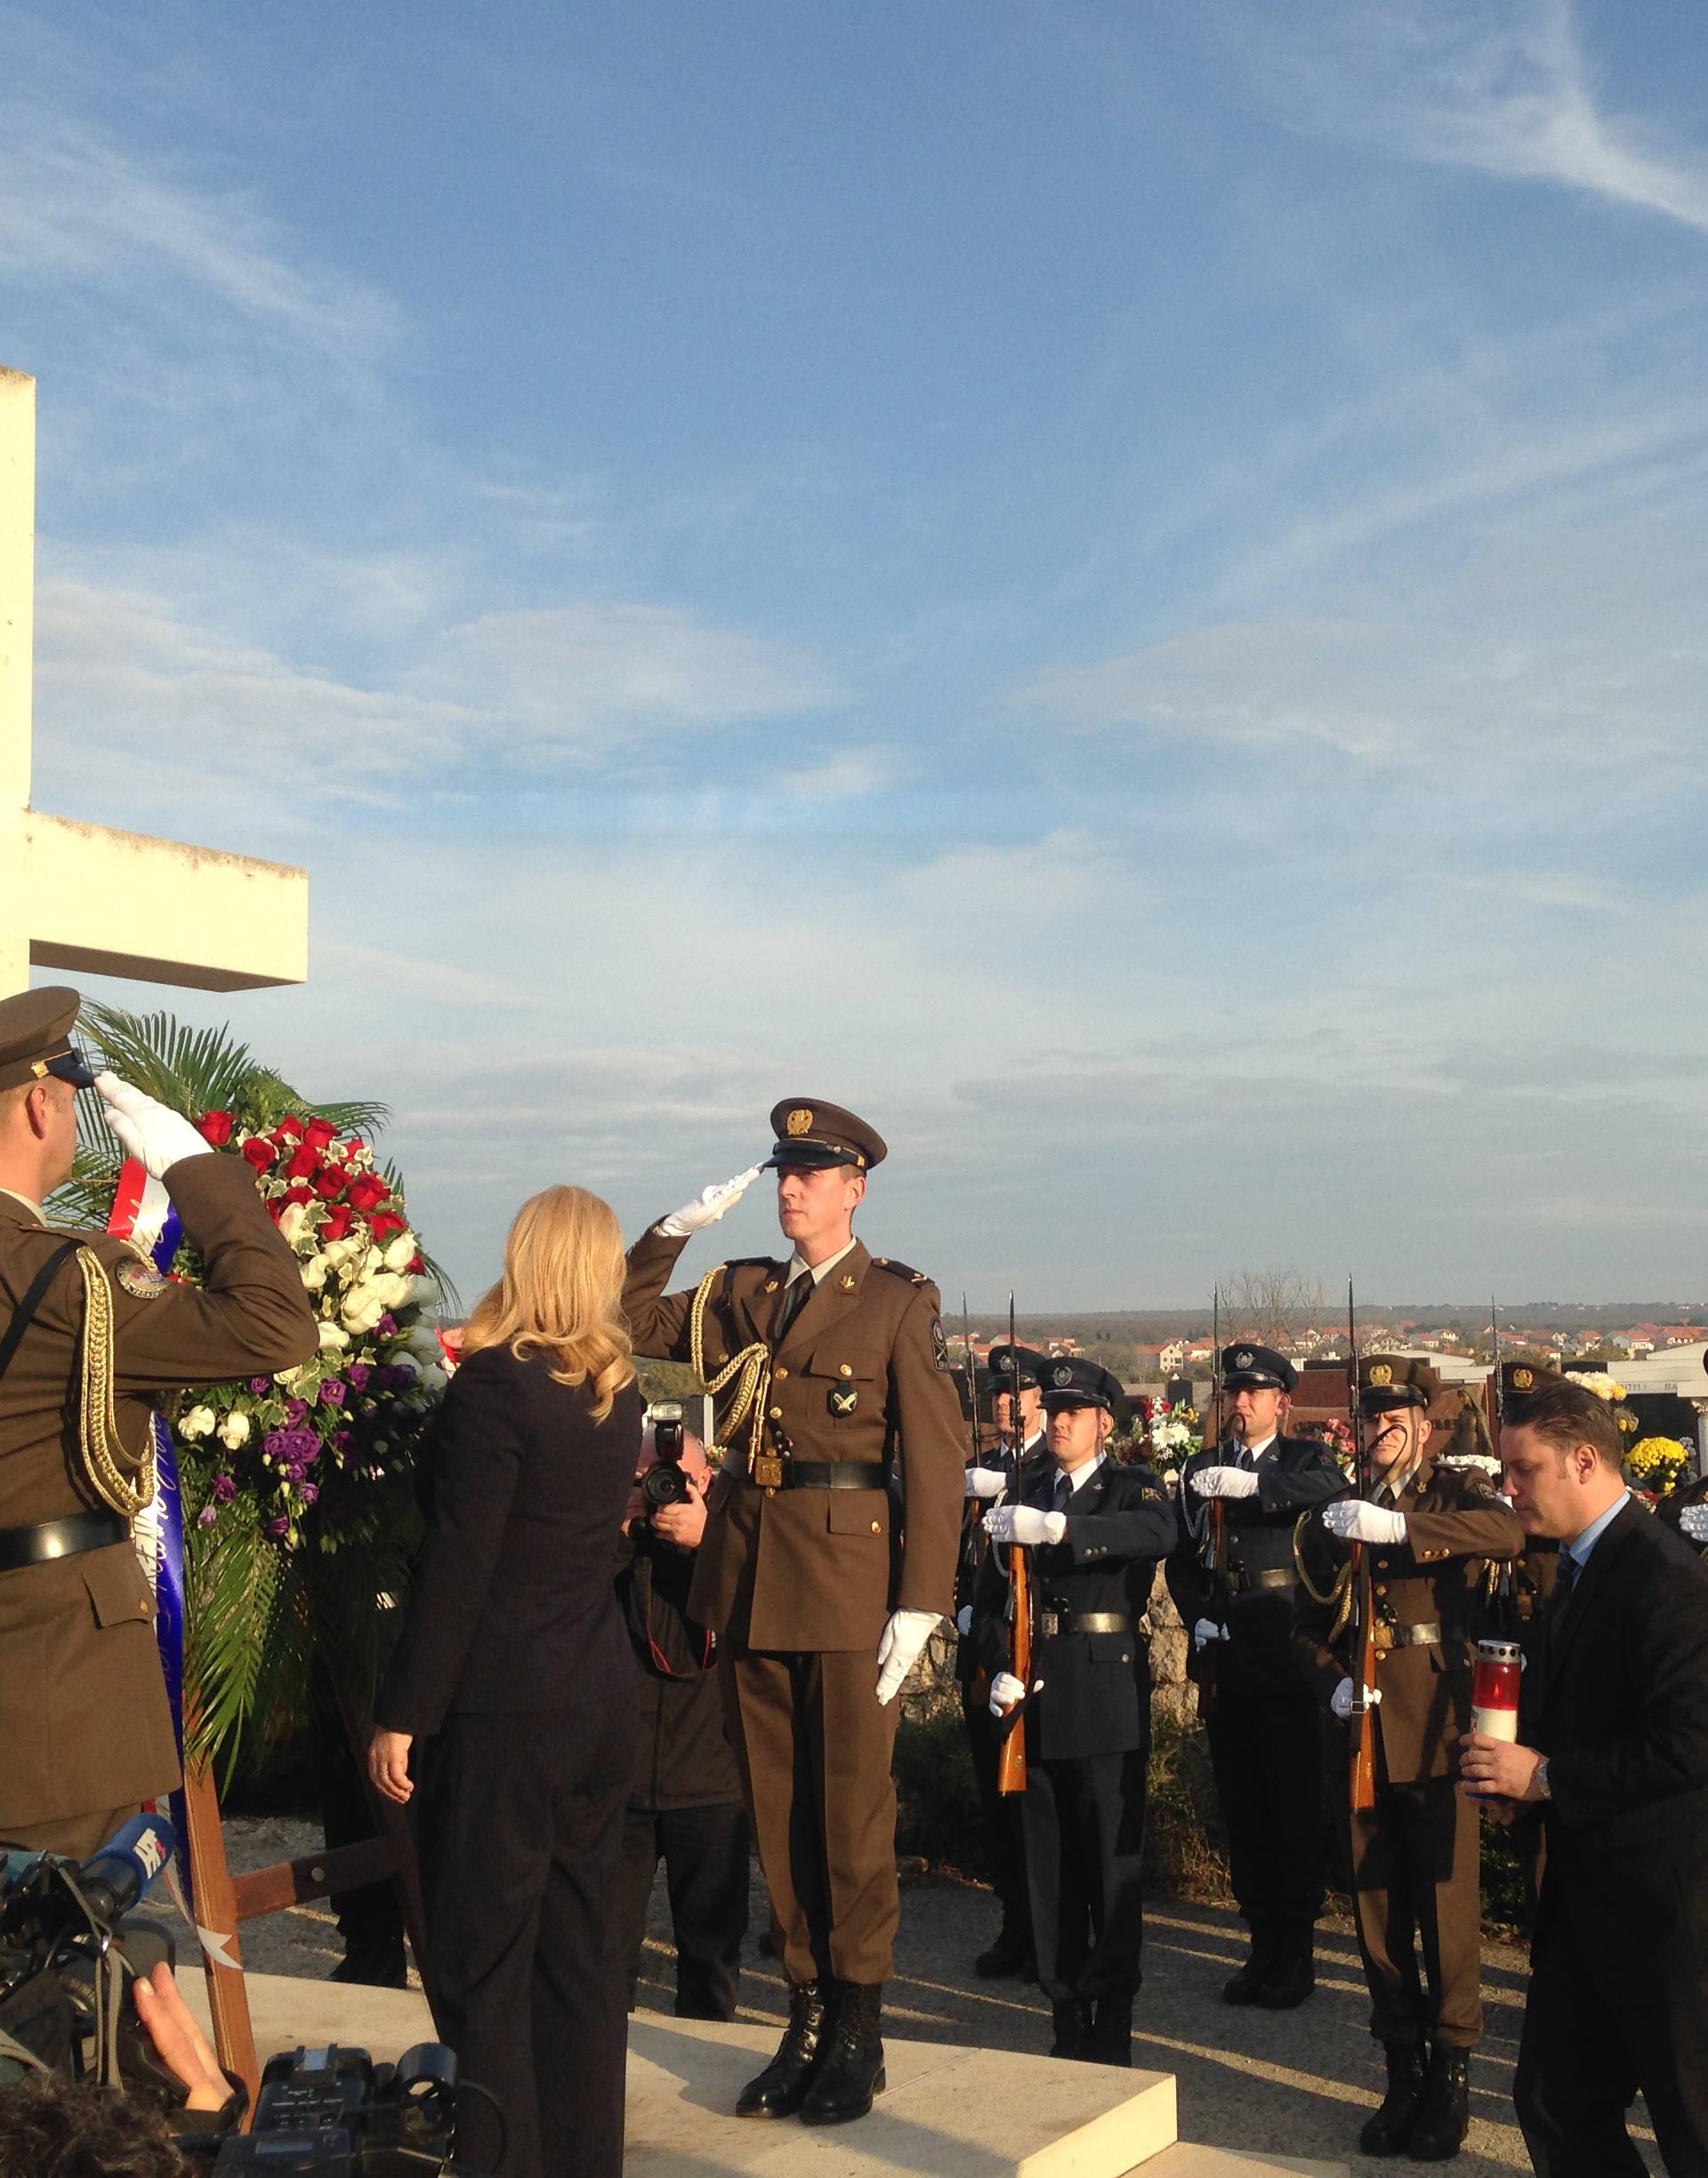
[116,1256,168,1300]
[830,1385,859,1416]
[931,1318,950,1372]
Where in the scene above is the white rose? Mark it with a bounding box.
[374,1273,415,1310]
[382,1233,416,1272]
[180,1405,217,1440]
[406,1323,442,1359]
[341,1287,388,1335]
[388,1350,420,1380]
[278,1202,310,1248]
[216,1410,251,1450]
[417,1362,448,1394]
[406,1275,438,1306]
[361,1246,384,1278]
[302,1254,330,1293]
[318,1320,351,1351]
[274,1364,312,1392]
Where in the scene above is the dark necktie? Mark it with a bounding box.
[774,1274,811,1343]
[1551,1552,1580,1624]
[1052,1472,1073,1515]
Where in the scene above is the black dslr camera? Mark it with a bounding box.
[641,1406,692,1513]
[210,2042,487,2173]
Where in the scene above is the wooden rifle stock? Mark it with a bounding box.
[1349,1541,1379,1813]
[996,1541,1031,1795]
[1199,1496,1228,1722]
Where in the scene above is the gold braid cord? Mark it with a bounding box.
[1293,1512,1354,1639]
[688,1264,772,1475]
[75,1248,156,1518]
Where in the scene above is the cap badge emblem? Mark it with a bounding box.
[1234,1350,1253,1369]
[1513,1367,1534,1390]
[1369,1363,1393,1387]
[996,1353,1013,1374]
[786,1108,813,1136]
[1053,1363,1073,1387]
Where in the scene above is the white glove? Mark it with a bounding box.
[1680,1505,1708,1543]
[874,1608,941,1705]
[983,1504,1067,1547]
[1192,1465,1259,1500]
[1193,1617,1229,1652]
[955,1604,974,1637]
[1331,1675,1383,1722]
[1323,1501,1407,1545]
[964,1466,1009,1500]
[656,1164,765,1238]
[988,1670,1026,1718]
[94,1074,214,1181]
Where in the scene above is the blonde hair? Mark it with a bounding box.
[461,1186,637,1422]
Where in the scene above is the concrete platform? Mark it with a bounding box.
[180,1977,1343,2176]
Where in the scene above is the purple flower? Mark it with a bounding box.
[286,1462,306,1482]
[346,1363,371,1391]
[267,1515,290,1537]
[290,1430,320,1464]
[262,1430,289,1461]
[249,1376,271,1396]
[197,1505,219,1527]
[285,1398,309,1425]
[299,1482,319,1505]
[332,1428,355,1455]
[377,1312,398,1336]
[212,1474,238,1503]
[319,1378,347,1408]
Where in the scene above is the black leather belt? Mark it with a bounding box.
[1236,1568,1295,1593]
[746,1458,890,1491]
[1374,1619,1470,1652]
[0,1509,129,1574]
[1039,1609,1136,1638]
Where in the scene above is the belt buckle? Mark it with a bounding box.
[751,1455,786,1490]
[1374,1621,1394,1653]
[1041,1610,1060,1637]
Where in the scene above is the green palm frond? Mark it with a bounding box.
[183,1504,312,1784]
[80,1006,262,1118]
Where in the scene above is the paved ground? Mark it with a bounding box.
[150,1817,1661,2176]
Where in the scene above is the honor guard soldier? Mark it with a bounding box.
[1293,1355,1523,2162]
[957,1342,1050,1980]
[0,988,317,1859]
[979,1358,1178,2067]
[1164,1343,1347,2008]
[623,1100,967,2126]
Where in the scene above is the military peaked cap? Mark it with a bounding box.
[986,1342,1051,1391]
[0,986,98,1094]
[1039,1355,1131,1431]
[762,1098,886,1173]
[1221,1342,1299,1394]
[1501,1359,1562,1401]
[1358,1354,1441,1414]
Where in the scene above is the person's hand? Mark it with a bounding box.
[94,1074,214,1182]
[1460,1730,1548,1802]
[988,1670,1026,1718]
[983,1505,1066,1547]
[1331,1675,1382,1721]
[1192,1466,1259,1499]
[875,1609,940,1705]
[1193,1617,1229,1651]
[1680,1504,1708,1543]
[368,1727,415,1804]
[1323,1501,1407,1545]
[964,1466,1008,1500]
[650,1494,708,1550]
[656,1166,765,1238]
[132,1962,234,2112]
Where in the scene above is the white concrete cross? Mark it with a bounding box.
[1,366,307,998]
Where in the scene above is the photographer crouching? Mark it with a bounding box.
[616,1412,751,2021]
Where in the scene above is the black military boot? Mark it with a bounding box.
[974,1922,1035,1979]
[735,1978,831,2118]
[799,1983,886,2125]
[1221,1929,1277,2004]
[1406,2045,1470,2161]
[1254,1932,1316,2010]
[1049,1999,1093,2058]
[1359,2041,1430,2156]
[1086,1994,1132,2068]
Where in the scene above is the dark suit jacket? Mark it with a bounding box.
[378,1345,643,1737]
[1525,1497,1708,1976]
[976,1456,1178,1761]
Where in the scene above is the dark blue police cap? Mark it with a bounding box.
[1039,1356,1131,1431]
[986,1343,1051,1392]
[1221,1343,1298,1394]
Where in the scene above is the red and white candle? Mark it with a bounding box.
[1471,1639,1523,1743]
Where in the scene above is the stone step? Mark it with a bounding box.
[1137,2148,1347,2177]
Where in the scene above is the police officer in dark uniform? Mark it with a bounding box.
[979,1358,1178,2067]
[1293,1356,1523,2162]
[956,1341,1049,1979]
[1165,1343,1347,2008]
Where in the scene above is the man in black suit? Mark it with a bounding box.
[979,1359,1178,2067]
[1462,1377,1708,2178]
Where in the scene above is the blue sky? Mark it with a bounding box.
[7,0,1708,1307]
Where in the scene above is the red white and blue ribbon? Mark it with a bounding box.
[107,1159,192,1911]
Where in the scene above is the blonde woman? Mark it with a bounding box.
[371,1187,642,2178]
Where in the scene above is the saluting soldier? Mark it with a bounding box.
[1293,1355,1523,2162]
[0,988,317,1859]
[980,1358,1178,2067]
[956,1341,1050,1980]
[623,1100,967,2126]
[1164,1343,1347,2008]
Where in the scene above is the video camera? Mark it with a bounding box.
[210,2042,489,2174]
[640,1404,692,1514]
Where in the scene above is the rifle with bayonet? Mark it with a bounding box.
[996,1289,1034,1796]
[1196,1287,1230,1722]
[1345,1279,1379,1815]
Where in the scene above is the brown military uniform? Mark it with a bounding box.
[623,1219,967,1986]
[0,1158,317,1849]
[1294,1454,1522,2049]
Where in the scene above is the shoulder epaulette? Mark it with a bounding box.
[871,1257,930,1285]
[720,1256,776,1271]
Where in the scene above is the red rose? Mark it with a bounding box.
[346,1175,389,1213]
[370,1210,407,1242]
[320,1205,354,1242]
[303,1117,338,1154]
[286,1144,322,1182]
[407,1254,425,1274]
[345,1137,367,1159]
[197,1111,237,1147]
[275,1115,306,1142]
[284,1182,314,1206]
[315,1166,350,1200]
[241,1138,276,1172]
